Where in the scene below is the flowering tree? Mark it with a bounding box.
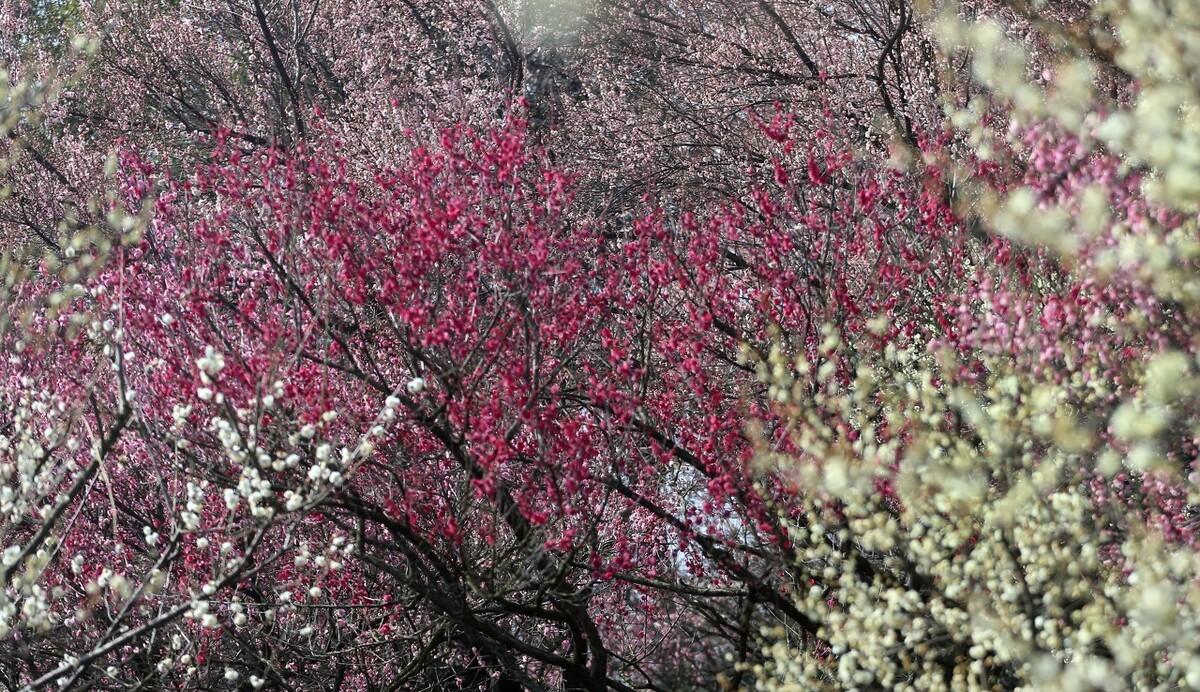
[0,83,980,687]
[751,1,1200,689]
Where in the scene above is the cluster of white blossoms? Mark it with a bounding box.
[191,349,425,524]
[194,349,327,519]
[750,1,1200,690]
[0,385,74,524]
[289,382,421,510]
[748,327,1200,690]
[0,384,91,639]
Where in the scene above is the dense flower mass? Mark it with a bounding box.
[0,0,1197,690]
